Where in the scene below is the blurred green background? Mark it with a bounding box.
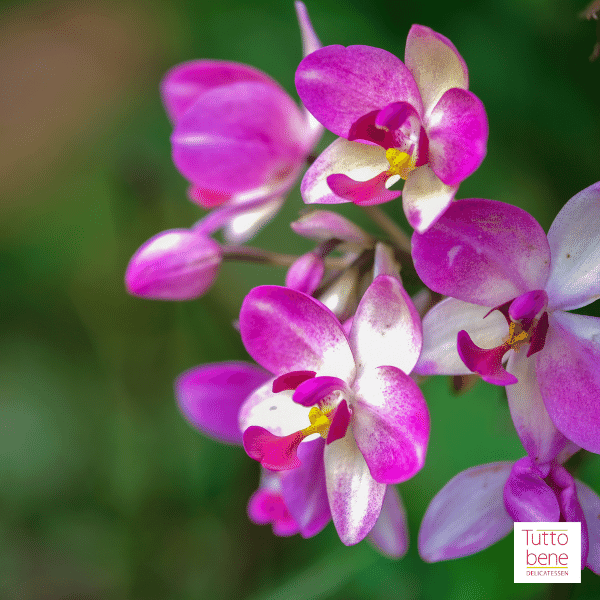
[1,0,600,598]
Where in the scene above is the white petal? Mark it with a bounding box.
[224,196,285,243]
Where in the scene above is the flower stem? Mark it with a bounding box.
[361,205,411,253]
[222,245,349,269]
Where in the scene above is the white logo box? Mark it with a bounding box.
[514,522,581,583]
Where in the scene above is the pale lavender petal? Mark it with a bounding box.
[544,181,600,311]
[404,25,469,115]
[503,457,560,522]
[324,430,387,545]
[291,210,372,247]
[536,311,600,454]
[239,286,356,380]
[224,196,285,244]
[506,352,570,465]
[294,1,321,58]
[125,229,222,301]
[161,60,278,124]
[402,165,457,233]
[172,82,305,194]
[239,380,315,437]
[368,486,408,558]
[285,252,325,295]
[412,199,551,306]
[349,275,422,375]
[352,366,429,484]
[415,298,507,376]
[575,480,600,574]
[419,462,514,562]
[426,88,488,186]
[175,362,270,445]
[301,138,389,205]
[296,45,423,138]
[280,437,331,538]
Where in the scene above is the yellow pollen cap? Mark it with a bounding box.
[386,148,416,179]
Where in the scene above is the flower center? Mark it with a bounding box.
[385,148,417,179]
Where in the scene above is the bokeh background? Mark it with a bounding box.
[1,0,600,598]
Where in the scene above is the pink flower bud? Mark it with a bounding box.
[285,252,324,295]
[125,229,222,300]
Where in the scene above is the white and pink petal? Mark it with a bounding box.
[367,485,409,558]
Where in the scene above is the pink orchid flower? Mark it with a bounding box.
[412,183,600,456]
[238,276,429,545]
[176,360,409,555]
[161,2,323,244]
[295,25,488,233]
[418,434,600,573]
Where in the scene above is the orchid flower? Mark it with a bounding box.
[412,183,600,456]
[175,360,410,555]
[160,2,323,244]
[295,25,488,233]
[238,276,429,545]
[418,436,600,573]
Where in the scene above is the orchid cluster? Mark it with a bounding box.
[125,2,600,570]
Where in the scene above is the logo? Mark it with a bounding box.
[514,522,581,583]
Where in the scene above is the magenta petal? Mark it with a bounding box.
[349,275,423,375]
[509,290,548,322]
[239,286,355,380]
[576,480,600,574]
[536,311,600,454]
[280,437,331,538]
[295,45,423,138]
[125,229,222,301]
[426,88,488,186]
[161,60,278,124]
[503,457,560,522]
[172,81,305,195]
[457,330,516,385]
[327,172,401,206]
[247,487,300,536]
[272,371,316,393]
[353,366,429,484]
[293,376,348,407]
[418,462,514,562]
[175,362,270,445]
[326,399,351,444]
[412,199,551,306]
[243,426,303,471]
[368,486,408,559]
[285,252,324,294]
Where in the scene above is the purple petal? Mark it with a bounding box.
[426,88,488,186]
[536,311,600,454]
[272,371,316,393]
[404,25,469,114]
[509,290,548,322]
[456,331,516,385]
[247,487,300,537]
[301,138,389,205]
[285,252,325,295]
[280,437,332,538]
[175,362,270,445]
[368,486,408,558]
[349,275,423,375]
[506,352,571,465]
[418,462,514,562]
[161,60,278,124]
[544,181,600,311]
[402,165,457,233]
[326,399,351,444]
[239,286,356,380]
[575,479,600,574]
[172,81,305,195]
[503,457,560,522]
[324,431,387,545]
[412,199,551,306]
[291,210,373,247]
[292,376,348,407]
[352,366,429,484]
[327,172,401,206]
[295,45,422,138]
[415,298,508,376]
[125,229,222,301]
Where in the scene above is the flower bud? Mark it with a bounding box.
[125,229,222,300]
[291,210,372,247]
[285,252,324,295]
